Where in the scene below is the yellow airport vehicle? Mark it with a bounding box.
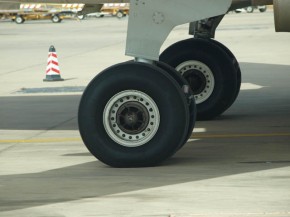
[101,3,129,18]
[0,3,78,24]
[11,10,77,24]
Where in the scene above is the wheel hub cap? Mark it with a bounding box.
[183,69,207,95]
[117,102,149,134]
[103,90,160,147]
[176,60,215,104]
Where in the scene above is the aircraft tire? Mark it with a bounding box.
[207,39,241,109]
[155,61,196,147]
[78,61,189,167]
[160,38,238,120]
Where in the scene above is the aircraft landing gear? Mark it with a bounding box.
[78,0,235,167]
[160,38,241,120]
[78,61,193,167]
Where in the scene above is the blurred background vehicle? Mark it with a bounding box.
[0,3,80,24]
[78,3,129,19]
[101,3,129,18]
[77,12,106,19]
[12,10,77,24]
[235,5,267,13]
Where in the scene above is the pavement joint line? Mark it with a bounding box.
[0,132,290,144]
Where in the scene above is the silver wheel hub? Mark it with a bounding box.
[103,90,160,147]
[176,60,215,104]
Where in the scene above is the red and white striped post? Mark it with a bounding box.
[43,45,64,81]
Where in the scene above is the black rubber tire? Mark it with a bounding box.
[51,15,61,23]
[207,39,241,109]
[15,16,24,24]
[78,61,189,167]
[259,7,267,12]
[160,38,238,120]
[116,11,124,18]
[78,15,86,20]
[246,6,254,13]
[155,61,196,146]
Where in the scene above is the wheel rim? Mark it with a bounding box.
[103,90,160,147]
[53,16,59,22]
[16,17,22,23]
[176,60,215,104]
[117,11,123,18]
[246,7,253,12]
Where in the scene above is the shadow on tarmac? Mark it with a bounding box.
[0,95,80,131]
[0,62,290,131]
[0,62,290,211]
[1,148,290,212]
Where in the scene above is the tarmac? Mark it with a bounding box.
[0,10,290,217]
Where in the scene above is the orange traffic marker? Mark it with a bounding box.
[43,45,64,81]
